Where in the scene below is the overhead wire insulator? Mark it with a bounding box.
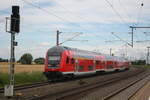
[141,3,144,6]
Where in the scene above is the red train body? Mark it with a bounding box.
[44,46,130,80]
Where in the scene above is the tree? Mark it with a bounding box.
[34,57,45,64]
[19,53,33,64]
[0,58,8,62]
[131,60,146,65]
[0,58,2,62]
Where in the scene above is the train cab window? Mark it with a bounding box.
[71,58,74,64]
[66,56,69,64]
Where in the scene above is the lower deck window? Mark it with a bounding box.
[107,65,113,69]
[88,66,93,71]
[78,66,84,71]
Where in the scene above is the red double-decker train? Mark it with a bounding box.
[44,46,130,80]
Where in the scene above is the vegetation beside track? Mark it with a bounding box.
[131,65,150,68]
[0,72,47,88]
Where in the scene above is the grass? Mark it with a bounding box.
[0,72,47,88]
[0,73,9,88]
[131,65,150,68]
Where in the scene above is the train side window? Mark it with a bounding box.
[102,61,105,65]
[96,61,99,65]
[78,66,84,71]
[71,58,74,64]
[66,56,69,64]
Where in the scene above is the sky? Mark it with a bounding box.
[0,0,150,60]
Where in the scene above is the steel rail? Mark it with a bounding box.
[0,81,49,93]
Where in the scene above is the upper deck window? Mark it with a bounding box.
[66,56,69,64]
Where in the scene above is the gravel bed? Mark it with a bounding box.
[79,68,149,100]
[129,80,150,100]
[109,74,150,100]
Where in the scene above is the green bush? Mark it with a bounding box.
[0,73,9,87]
[19,53,33,64]
[34,58,45,64]
[0,58,8,62]
[15,72,46,85]
[131,60,146,65]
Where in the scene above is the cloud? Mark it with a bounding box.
[0,47,10,59]
[0,0,150,60]
[0,41,148,60]
[38,42,50,46]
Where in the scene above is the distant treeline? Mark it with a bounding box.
[17,53,45,65]
[1,53,45,65]
[131,60,146,65]
[0,58,8,62]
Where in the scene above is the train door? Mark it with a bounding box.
[101,60,106,69]
[107,61,113,69]
[65,56,70,71]
[65,56,74,72]
[70,58,75,71]
[78,59,85,72]
[86,59,94,72]
[75,59,78,72]
[93,60,96,71]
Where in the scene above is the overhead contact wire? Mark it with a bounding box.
[22,0,77,25]
[104,0,130,27]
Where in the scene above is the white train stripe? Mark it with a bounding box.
[62,67,127,75]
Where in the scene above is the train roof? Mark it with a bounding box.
[47,46,70,53]
[48,46,101,55]
[47,46,128,61]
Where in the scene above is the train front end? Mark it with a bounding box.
[44,46,64,80]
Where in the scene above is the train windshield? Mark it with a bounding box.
[49,56,60,61]
[48,53,61,67]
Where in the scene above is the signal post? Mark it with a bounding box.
[5,6,20,97]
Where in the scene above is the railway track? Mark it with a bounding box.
[0,81,49,93]
[26,68,146,100]
[103,71,150,100]
[0,71,120,94]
